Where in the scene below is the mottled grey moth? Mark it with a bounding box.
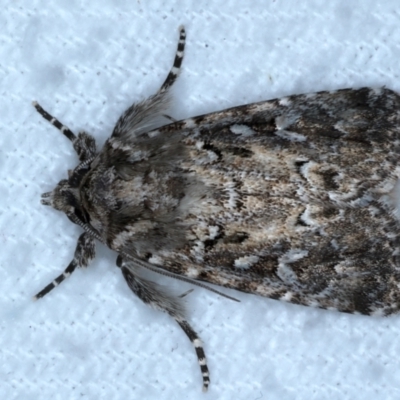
[33,26,400,391]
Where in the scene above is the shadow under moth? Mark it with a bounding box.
[33,26,400,391]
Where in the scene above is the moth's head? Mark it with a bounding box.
[41,179,79,214]
[41,161,91,224]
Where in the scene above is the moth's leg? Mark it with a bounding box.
[32,101,76,141]
[159,26,186,93]
[34,233,96,300]
[32,102,96,162]
[117,256,210,392]
[175,319,210,392]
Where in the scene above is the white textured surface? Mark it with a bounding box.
[2,1,400,399]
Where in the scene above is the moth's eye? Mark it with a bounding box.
[73,207,87,225]
[68,164,91,188]
[61,188,81,210]
[116,255,123,268]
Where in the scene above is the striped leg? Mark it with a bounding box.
[34,233,96,300]
[176,319,210,392]
[118,256,210,391]
[32,101,76,141]
[159,26,186,93]
[32,101,97,162]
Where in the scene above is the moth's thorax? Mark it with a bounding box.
[77,150,201,253]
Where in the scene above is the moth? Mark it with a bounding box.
[33,26,400,391]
